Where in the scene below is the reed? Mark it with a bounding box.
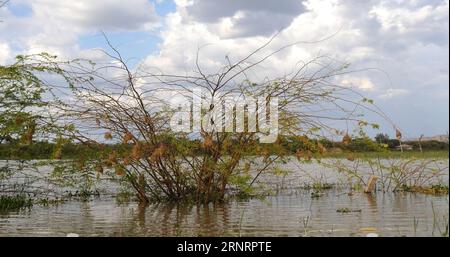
[0,194,32,212]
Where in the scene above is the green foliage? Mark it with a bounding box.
[406,140,449,151]
[0,141,118,160]
[229,173,254,198]
[336,207,361,213]
[430,184,449,193]
[0,195,33,212]
[375,133,390,144]
[2,50,446,206]
[345,137,383,152]
[0,53,67,145]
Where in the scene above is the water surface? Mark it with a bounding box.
[0,190,448,237]
[0,159,448,237]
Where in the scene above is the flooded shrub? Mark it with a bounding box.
[0,195,32,212]
[327,158,448,193]
[430,184,449,194]
[336,207,361,213]
[1,41,389,204]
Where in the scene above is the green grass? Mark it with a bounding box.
[0,195,33,212]
[0,142,131,160]
[336,207,362,213]
[317,150,449,159]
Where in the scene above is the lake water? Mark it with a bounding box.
[0,191,448,237]
[0,159,448,237]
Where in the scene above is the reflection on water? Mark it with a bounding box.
[0,190,448,237]
[1,159,448,237]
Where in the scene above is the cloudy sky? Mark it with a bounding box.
[0,0,448,139]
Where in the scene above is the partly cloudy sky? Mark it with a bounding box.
[0,0,448,138]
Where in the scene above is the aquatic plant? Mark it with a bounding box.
[312,182,334,190]
[301,216,310,237]
[413,216,419,236]
[37,36,386,204]
[0,194,32,212]
[326,158,448,194]
[310,191,324,198]
[336,207,361,213]
[431,201,449,237]
[430,184,449,194]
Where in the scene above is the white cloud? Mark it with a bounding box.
[29,0,159,31]
[0,42,10,64]
[0,0,448,136]
[369,1,447,34]
[341,77,375,91]
[379,88,409,99]
[141,0,448,136]
[0,0,160,60]
[183,0,304,38]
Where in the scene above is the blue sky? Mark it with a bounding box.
[0,0,448,139]
[76,0,176,64]
[5,0,176,65]
[7,2,32,16]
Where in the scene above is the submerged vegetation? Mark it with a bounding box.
[328,158,448,193]
[0,195,32,212]
[336,207,361,213]
[0,39,391,204]
[401,184,449,195]
[0,38,448,207]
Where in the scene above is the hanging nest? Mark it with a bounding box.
[106,151,118,167]
[244,163,251,173]
[53,148,62,160]
[115,165,126,176]
[296,149,312,161]
[342,133,351,146]
[298,135,309,144]
[131,143,143,160]
[262,149,270,163]
[74,159,85,171]
[122,132,134,144]
[24,129,34,145]
[104,132,113,140]
[203,136,213,149]
[346,154,355,162]
[94,163,104,174]
[395,128,402,140]
[317,142,327,154]
[305,150,313,161]
[122,156,132,166]
[295,149,302,160]
[150,144,166,162]
[144,115,152,124]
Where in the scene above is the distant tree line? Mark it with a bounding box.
[374,133,449,151]
[1,133,448,160]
